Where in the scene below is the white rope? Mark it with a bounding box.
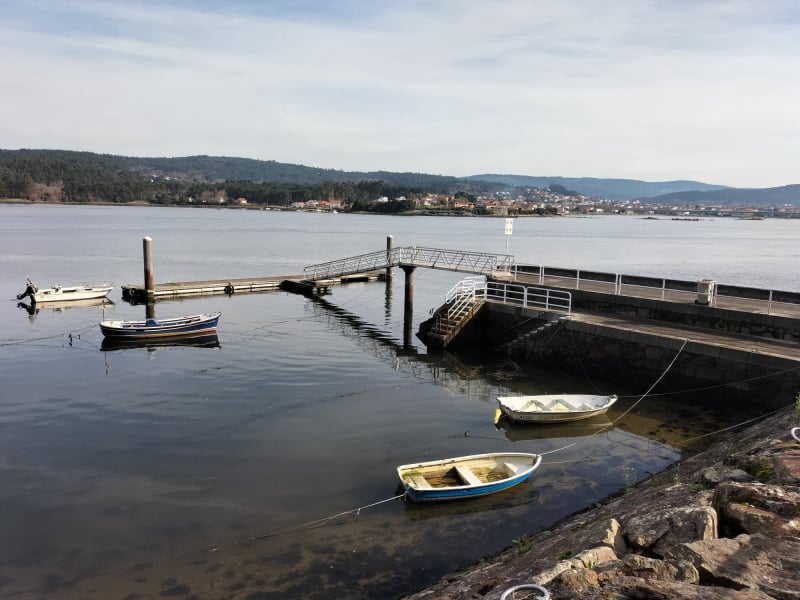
[539,338,689,459]
[214,493,406,549]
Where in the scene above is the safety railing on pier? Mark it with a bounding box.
[515,264,800,315]
[304,247,515,281]
[444,276,572,315]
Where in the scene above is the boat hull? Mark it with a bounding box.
[99,312,221,339]
[497,394,618,424]
[397,452,541,503]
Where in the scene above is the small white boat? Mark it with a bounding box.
[397,452,542,502]
[496,394,618,424]
[17,278,112,304]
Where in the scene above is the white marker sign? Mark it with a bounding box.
[504,218,514,235]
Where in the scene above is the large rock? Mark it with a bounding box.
[702,464,752,486]
[713,481,800,537]
[624,506,718,556]
[775,447,800,484]
[713,481,800,518]
[589,576,776,599]
[665,533,800,599]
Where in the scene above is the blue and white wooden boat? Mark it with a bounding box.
[397,452,542,502]
[99,312,221,339]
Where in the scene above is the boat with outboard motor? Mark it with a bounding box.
[17,277,113,304]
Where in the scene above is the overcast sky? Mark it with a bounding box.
[2,0,798,188]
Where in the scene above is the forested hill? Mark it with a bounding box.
[0,149,489,191]
[2,149,795,206]
[465,174,728,200]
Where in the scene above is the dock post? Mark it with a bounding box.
[143,236,155,318]
[386,235,394,280]
[401,264,415,347]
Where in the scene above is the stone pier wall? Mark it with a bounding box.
[499,315,799,408]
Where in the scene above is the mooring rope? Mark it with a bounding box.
[0,323,97,347]
[537,338,690,459]
[213,493,406,550]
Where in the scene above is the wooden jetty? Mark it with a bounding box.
[121,271,385,301]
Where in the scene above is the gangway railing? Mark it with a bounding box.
[304,247,515,281]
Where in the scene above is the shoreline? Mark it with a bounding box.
[401,404,800,599]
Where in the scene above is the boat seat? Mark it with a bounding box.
[503,461,518,475]
[525,400,547,411]
[455,465,482,486]
[406,473,432,489]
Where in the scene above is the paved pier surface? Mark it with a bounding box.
[567,310,800,363]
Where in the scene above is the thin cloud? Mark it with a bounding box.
[1,0,798,186]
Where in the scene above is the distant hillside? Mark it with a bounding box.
[466,174,728,201]
[3,149,796,206]
[0,149,506,194]
[121,154,473,188]
[643,185,800,206]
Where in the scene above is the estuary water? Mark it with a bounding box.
[0,204,798,599]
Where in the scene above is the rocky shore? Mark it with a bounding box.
[402,406,800,600]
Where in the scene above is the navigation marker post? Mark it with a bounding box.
[504,218,513,254]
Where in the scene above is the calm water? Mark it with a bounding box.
[1,205,797,599]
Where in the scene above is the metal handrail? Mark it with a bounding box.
[516,264,800,313]
[485,281,571,314]
[440,278,571,314]
[500,583,550,600]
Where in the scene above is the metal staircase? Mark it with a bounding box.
[428,277,487,347]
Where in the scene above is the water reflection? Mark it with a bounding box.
[100,333,221,352]
[399,480,540,521]
[497,414,613,442]
[17,297,113,321]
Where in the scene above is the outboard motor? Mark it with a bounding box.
[16,278,38,301]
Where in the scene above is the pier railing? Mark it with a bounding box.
[444,276,572,314]
[304,246,515,280]
[515,265,800,315]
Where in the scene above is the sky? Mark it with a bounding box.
[1,0,799,188]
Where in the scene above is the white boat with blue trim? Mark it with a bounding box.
[397,452,542,502]
[99,312,221,340]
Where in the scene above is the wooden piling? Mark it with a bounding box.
[143,237,154,298]
[386,235,394,280]
[143,236,155,318]
[401,264,415,347]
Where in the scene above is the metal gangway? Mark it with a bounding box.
[304,246,515,281]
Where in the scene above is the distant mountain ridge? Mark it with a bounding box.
[465,174,729,201]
